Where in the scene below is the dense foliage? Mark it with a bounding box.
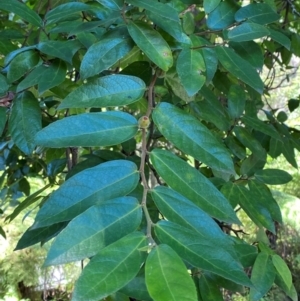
[1,0,300,300]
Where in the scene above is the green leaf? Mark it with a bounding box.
[15,222,68,250]
[182,12,195,35]
[288,98,299,112]
[204,0,221,14]
[0,226,6,239]
[254,169,293,185]
[0,74,9,95]
[225,183,275,233]
[72,232,147,301]
[241,115,281,140]
[96,0,123,10]
[44,197,142,266]
[151,186,234,250]
[36,40,82,64]
[235,3,280,25]
[7,50,40,83]
[0,0,43,27]
[45,2,91,25]
[80,29,134,79]
[215,46,264,94]
[206,1,238,30]
[127,21,173,71]
[227,85,246,118]
[155,221,252,287]
[233,126,265,155]
[272,255,292,291]
[198,274,223,301]
[153,102,234,175]
[120,269,153,301]
[176,48,206,96]
[228,22,270,42]
[241,153,267,177]
[146,244,197,301]
[234,243,258,268]
[8,92,42,155]
[282,137,298,168]
[249,252,276,301]
[229,41,264,70]
[4,45,36,66]
[0,107,6,136]
[268,137,283,158]
[269,29,291,50]
[58,75,146,109]
[6,184,51,222]
[17,59,67,95]
[150,149,239,224]
[248,180,282,223]
[127,0,189,44]
[35,111,138,148]
[32,160,139,228]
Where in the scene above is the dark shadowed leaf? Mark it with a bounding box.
[198,274,223,301]
[228,85,246,118]
[31,160,139,228]
[269,29,291,50]
[35,111,137,147]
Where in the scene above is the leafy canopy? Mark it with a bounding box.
[0,0,300,300]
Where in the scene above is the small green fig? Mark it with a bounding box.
[138,116,150,129]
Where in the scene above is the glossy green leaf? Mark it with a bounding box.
[215,46,264,94]
[228,22,270,42]
[72,232,147,301]
[146,244,197,301]
[241,116,281,140]
[127,21,173,71]
[155,221,252,287]
[176,48,206,96]
[44,197,142,266]
[151,186,234,250]
[182,12,195,35]
[150,149,239,224]
[204,0,221,14]
[272,254,292,291]
[225,182,275,233]
[0,0,42,27]
[248,180,282,223]
[7,50,40,83]
[97,0,123,10]
[17,59,67,95]
[15,222,68,250]
[45,2,91,25]
[207,1,238,30]
[58,75,146,109]
[153,102,234,175]
[269,29,291,50]
[228,85,246,118]
[32,160,139,228]
[249,252,276,301]
[235,3,280,25]
[36,40,82,64]
[8,92,42,155]
[198,274,223,301]
[254,169,293,185]
[35,111,138,148]
[80,29,134,79]
[127,0,189,44]
[229,41,264,70]
[4,46,36,66]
